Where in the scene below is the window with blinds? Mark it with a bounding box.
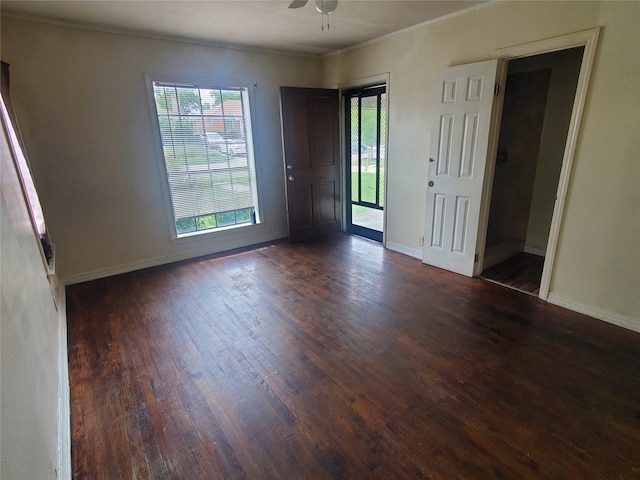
[152,82,260,236]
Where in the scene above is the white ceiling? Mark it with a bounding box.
[1,0,486,56]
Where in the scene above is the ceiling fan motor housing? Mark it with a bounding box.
[289,0,338,14]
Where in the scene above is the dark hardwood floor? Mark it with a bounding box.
[66,234,640,479]
[481,252,545,295]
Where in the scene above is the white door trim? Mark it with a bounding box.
[475,28,600,300]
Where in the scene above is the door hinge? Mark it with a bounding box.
[474,253,479,263]
[494,83,500,96]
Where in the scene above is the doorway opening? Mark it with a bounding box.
[344,84,386,242]
[480,47,584,295]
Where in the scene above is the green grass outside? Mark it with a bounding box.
[351,107,386,148]
[176,207,253,234]
[351,171,384,213]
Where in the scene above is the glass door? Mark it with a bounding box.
[344,85,386,242]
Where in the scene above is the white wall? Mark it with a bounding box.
[1,4,636,477]
[2,2,639,328]
[1,18,323,284]
[322,1,640,326]
[1,101,64,478]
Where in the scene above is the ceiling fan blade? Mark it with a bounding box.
[288,0,308,8]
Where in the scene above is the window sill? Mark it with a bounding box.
[172,220,263,242]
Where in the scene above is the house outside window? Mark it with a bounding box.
[151,81,260,236]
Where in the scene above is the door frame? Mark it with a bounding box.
[343,84,387,243]
[475,28,600,300]
[336,73,390,246]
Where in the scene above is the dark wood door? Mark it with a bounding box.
[280,87,340,242]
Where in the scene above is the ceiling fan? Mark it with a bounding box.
[289,0,338,30]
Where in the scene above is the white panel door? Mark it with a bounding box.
[422,59,498,276]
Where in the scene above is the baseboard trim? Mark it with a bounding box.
[547,292,640,334]
[386,242,422,260]
[524,245,546,256]
[57,284,71,480]
[61,230,288,286]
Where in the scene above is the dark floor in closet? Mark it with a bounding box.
[481,252,545,295]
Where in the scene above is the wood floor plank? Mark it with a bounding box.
[481,252,545,295]
[66,234,640,479]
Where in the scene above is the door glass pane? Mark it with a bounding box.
[379,93,386,207]
[359,95,377,204]
[350,97,360,203]
[352,205,383,231]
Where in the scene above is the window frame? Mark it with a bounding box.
[145,74,263,240]
[0,65,55,274]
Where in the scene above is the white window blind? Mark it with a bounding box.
[152,82,259,235]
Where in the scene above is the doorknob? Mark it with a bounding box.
[288,175,295,181]
[428,181,434,187]
[286,164,293,170]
